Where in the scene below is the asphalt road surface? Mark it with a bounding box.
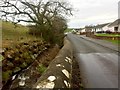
[67,34,119,88]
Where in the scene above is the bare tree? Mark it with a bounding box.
[0,0,72,24]
[0,0,72,43]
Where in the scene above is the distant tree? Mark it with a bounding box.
[0,0,72,44]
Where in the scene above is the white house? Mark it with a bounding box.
[118,24,120,32]
[102,23,114,32]
[92,23,109,32]
[80,28,86,33]
[108,19,120,32]
[79,19,120,34]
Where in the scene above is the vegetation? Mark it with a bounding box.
[64,29,73,33]
[2,21,28,40]
[2,39,50,85]
[1,20,59,87]
[0,0,73,45]
[2,21,41,48]
[107,40,120,45]
[37,64,47,74]
[95,33,120,37]
[0,0,73,88]
[95,33,120,45]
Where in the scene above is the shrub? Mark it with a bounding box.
[105,30,112,34]
[96,31,105,33]
[37,64,47,74]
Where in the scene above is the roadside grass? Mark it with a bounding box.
[95,33,120,37]
[95,33,120,45]
[106,40,120,45]
[2,21,41,48]
[37,64,47,74]
[64,28,72,33]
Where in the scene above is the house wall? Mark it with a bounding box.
[102,25,108,31]
[81,29,86,32]
[91,28,103,32]
[91,28,96,32]
[111,25,119,32]
[92,26,114,32]
[118,24,120,32]
[90,26,117,33]
[96,28,102,32]
[102,25,109,31]
[108,27,114,32]
[102,25,114,32]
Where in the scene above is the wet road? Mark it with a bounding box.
[67,34,118,88]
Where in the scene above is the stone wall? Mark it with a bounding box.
[33,38,73,89]
[1,40,50,86]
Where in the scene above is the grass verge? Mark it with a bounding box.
[2,21,41,48]
[107,40,120,45]
[95,34,120,37]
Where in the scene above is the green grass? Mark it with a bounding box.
[95,34,120,37]
[64,29,72,33]
[1,20,41,48]
[37,64,47,74]
[2,21,28,39]
[95,33,120,45]
[107,40,120,45]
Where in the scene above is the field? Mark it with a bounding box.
[1,21,41,48]
[1,21,60,88]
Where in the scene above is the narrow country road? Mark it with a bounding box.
[67,34,118,88]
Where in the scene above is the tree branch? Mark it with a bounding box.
[17,19,34,23]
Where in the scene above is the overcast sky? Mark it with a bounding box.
[67,0,120,28]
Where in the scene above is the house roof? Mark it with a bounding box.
[94,23,109,28]
[108,19,120,27]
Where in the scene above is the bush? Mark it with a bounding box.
[37,64,47,74]
[105,30,112,34]
[28,25,64,47]
[96,31,105,33]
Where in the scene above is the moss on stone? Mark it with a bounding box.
[2,40,50,84]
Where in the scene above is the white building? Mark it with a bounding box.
[108,19,120,32]
[80,28,86,33]
[102,23,114,32]
[92,23,109,32]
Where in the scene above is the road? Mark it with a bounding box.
[67,34,118,88]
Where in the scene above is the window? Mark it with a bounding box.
[114,27,118,32]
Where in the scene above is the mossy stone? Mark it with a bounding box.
[0,54,4,62]
[13,67,21,73]
[2,70,12,82]
[20,62,27,68]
